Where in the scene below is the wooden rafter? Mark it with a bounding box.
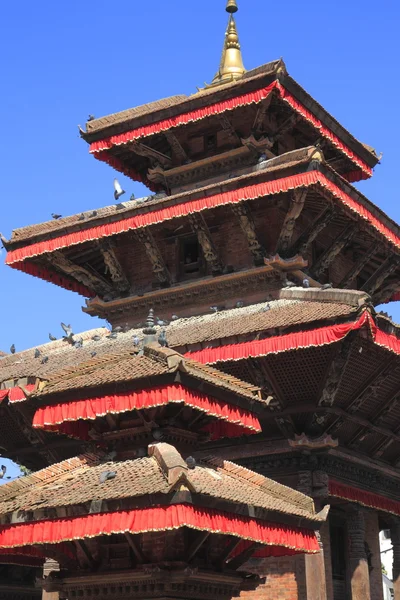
[129,141,172,168]
[187,531,210,562]
[75,540,95,568]
[98,240,130,293]
[51,251,114,296]
[339,242,380,289]
[290,206,336,256]
[231,202,266,265]
[218,114,242,145]
[188,213,223,275]
[219,538,243,566]
[311,223,357,279]
[362,256,400,297]
[276,189,308,256]
[124,532,146,563]
[226,542,261,570]
[252,93,273,136]
[135,229,171,287]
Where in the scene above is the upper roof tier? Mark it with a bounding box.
[81,56,378,188]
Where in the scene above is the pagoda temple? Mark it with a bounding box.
[1,1,400,599]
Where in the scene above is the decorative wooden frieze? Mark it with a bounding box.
[311,223,357,279]
[129,141,172,168]
[231,202,265,265]
[98,240,130,293]
[165,131,189,164]
[339,242,380,289]
[188,213,223,274]
[276,189,308,256]
[51,251,114,296]
[289,433,338,450]
[362,255,400,297]
[135,229,171,287]
[290,206,336,256]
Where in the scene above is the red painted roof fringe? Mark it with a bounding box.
[329,480,400,517]
[5,385,36,404]
[6,172,399,273]
[32,383,261,441]
[185,312,369,363]
[0,504,319,554]
[88,81,372,180]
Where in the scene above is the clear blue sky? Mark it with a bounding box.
[0,0,399,357]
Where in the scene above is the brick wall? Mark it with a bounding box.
[233,556,300,600]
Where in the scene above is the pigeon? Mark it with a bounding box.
[262,303,271,312]
[186,456,196,469]
[235,301,244,309]
[91,351,97,358]
[210,306,219,313]
[73,337,83,349]
[103,450,117,462]
[34,348,41,359]
[152,428,164,441]
[257,153,268,164]
[158,329,169,348]
[49,333,57,341]
[303,278,310,289]
[156,319,167,327]
[91,211,98,217]
[41,356,49,364]
[171,314,179,321]
[129,193,136,201]
[99,471,117,484]
[113,179,125,201]
[92,335,101,342]
[106,331,118,340]
[78,213,86,221]
[112,326,123,333]
[133,336,140,346]
[61,323,73,339]
[321,283,333,290]
[87,115,95,121]
[283,279,296,288]
[10,344,15,354]
[0,465,6,480]
[51,213,62,220]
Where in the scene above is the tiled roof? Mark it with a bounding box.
[0,443,321,523]
[0,299,359,386]
[7,146,315,246]
[33,344,259,400]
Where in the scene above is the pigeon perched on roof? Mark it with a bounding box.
[107,331,118,340]
[73,337,83,349]
[51,213,62,220]
[0,465,6,480]
[235,301,244,309]
[99,471,117,484]
[112,326,123,333]
[49,333,57,341]
[257,153,268,164]
[91,352,97,358]
[186,456,196,469]
[113,179,125,201]
[321,283,333,290]
[210,306,219,313]
[171,314,179,321]
[88,115,95,121]
[41,356,49,364]
[78,213,86,221]
[303,278,310,289]
[92,335,101,342]
[61,323,74,341]
[34,348,41,359]
[10,344,15,354]
[283,279,296,288]
[158,330,169,348]
[133,336,140,347]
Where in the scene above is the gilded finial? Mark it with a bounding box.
[204,0,246,89]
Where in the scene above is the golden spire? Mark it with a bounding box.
[208,0,246,88]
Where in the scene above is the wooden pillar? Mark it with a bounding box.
[347,509,370,600]
[391,522,400,600]
[42,559,59,600]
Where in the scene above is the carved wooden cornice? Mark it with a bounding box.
[98,240,130,293]
[129,140,172,168]
[311,223,357,279]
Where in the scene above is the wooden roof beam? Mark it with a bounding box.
[226,542,261,571]
[218,114,242,146]
[74,540,96,569]
[339,242,381,289]
[187,531,210,562]
[188,213,223,275]
[124,532,147,563]
[51,251,113,297]
[135,229,171,287]
[311,223,357,279]
[362,256,400,297]
[276,189,308,257]
[290,206,336,257]
[98,240,130,293]
[129,141,172,168]
[231,202,266,265]
[165,131,189,164]
[251,92,274,136]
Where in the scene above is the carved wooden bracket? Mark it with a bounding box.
[51,251,113,297]
[135,229,171,286]
[218,114,242,145]
[311,223,357,279]
[98,240,130,293]
[231,202,266,265]
[339,242,381,289]
[188,213,223,274]
[276,189,308,256]
[165,131,188,164]
[318,336,355,409]
[252,92,274,136]
[362,255,400,297]
[129,141,172,168]
[290,206,336,256]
